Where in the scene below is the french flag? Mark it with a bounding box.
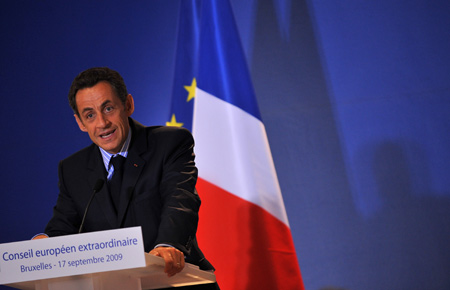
[168,1,304,289]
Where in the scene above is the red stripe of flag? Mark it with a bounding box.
[197,178,304,290]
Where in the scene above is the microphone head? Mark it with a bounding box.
[93,179,104,192]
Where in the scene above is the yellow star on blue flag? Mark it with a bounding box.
[166,114,184,127]
[184,78,197,102]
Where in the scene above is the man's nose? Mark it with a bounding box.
[97,113,110,127]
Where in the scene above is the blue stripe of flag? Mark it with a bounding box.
[169,0,261,131]
[197,0,261,120]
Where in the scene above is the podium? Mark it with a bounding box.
[0,228,216,290]
[5,253,216,290]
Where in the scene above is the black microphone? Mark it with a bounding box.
[78,179,104,234]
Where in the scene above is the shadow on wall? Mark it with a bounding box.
[364,141,450,287]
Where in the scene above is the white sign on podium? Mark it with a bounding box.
[0,227,145,285]
[0,227,216,290]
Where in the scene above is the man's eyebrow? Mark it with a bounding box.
[100,100,112,109]
[81,107,93,114]
[80,100,112,114]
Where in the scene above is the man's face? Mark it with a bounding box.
[74,81,134,154]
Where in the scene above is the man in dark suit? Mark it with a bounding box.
[44,67,218,289]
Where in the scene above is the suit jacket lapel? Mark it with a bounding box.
[117,120,147,227]
[87,146,118,228]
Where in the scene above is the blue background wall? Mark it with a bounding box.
[1,1,449,289]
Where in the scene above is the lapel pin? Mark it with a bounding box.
[134,164,138,167]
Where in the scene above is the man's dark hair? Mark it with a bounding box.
[68,67,128,116]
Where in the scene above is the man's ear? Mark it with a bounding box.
[125,94,135,117]
[74,114,88,132]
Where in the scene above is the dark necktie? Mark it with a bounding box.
[108,155,126,212]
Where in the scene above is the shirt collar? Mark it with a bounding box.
[99,129,132,171]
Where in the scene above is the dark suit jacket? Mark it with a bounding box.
[45,118,213,270]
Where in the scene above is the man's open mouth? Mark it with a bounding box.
[100,129,115,139]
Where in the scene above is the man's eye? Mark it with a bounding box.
[105,106,114,113]
[86,113,94,119]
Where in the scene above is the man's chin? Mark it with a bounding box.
[97,141,119,154]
